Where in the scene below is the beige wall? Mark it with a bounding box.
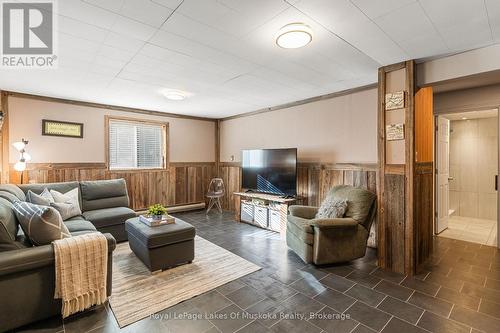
[8,96,216,163]
[220,88,378,163]
[449,118,498,220]
[417,44,500,86]
[434,84,500,114]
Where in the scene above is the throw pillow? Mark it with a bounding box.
[27,188,54,206]
[315,197,348,219]
[50,188,82,220]
[13,201,71,245]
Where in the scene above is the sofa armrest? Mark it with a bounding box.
[103,233,117,252]
[310,217,358,230]
[289,205,318,219]
[0,245,54,277]
[0,233,116,277]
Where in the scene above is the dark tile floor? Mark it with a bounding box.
[14,211,500,333]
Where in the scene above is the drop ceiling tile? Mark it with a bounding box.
[89,63,123,77]
[110,15,157,41]
[485,0,500,41]
[98,45,136,63]
[178,0,289,37]
[419,0,492,51]
[293,0,406,65]
[58,15,108,43]
[374,2,448,57]
[104,32,146,53]
[150,0,184,10]
[59,0,119,30]
[58,33,102,55]
[351,0,416,19]
[83,0,124,13]
[119,0,174,27]
[160,12,252,59]
[149,29,257,73]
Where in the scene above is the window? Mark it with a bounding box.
[106,116,168,170]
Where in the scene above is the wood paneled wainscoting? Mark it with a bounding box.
[220,162,377,210]
[9,162,216,211]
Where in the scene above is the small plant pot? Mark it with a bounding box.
[151,215,163,221]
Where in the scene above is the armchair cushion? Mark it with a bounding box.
[328,185,376,226]
[289,205,318,220]
[310,217,358,230]
[315,197,347,219]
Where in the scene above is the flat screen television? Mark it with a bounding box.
[241,148,297,196]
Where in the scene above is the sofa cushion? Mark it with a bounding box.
[80,179,129,211]
[50,188,82,219]
[64,219,97,233]
[65,215,86,221]
[27,189,54,206]
[125,217,195,249]
[83,207,136,229]
[327,185,376,226]
[0,199,23,251]
[19,182,81,207]
[0,184,26,201]
[13,201,71,246]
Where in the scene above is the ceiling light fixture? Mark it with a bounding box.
[161,90,189,101]
[276,23,313,49]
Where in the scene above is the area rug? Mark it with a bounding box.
[108,236,261,328]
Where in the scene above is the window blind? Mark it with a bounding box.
[109,120,165,170]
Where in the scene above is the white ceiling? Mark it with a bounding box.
[1,0,499,118]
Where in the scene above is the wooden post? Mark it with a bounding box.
[215,119,220,177]
[0,91,9,184]
[378,61,424,275]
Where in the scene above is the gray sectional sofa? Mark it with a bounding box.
[0,178,136,332]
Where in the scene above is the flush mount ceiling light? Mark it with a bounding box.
[276,23,313,49]
[161,89,190,101]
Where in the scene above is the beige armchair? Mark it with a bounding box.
[286,185,376,265]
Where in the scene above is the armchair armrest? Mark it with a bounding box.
[310,217,358,230]
[289,205,318,219]
[0,233,116,277]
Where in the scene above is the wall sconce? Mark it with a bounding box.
[12,138,30,183]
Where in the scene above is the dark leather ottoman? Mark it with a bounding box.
[125,217,196,272]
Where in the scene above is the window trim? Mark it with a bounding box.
[104,115,169,171]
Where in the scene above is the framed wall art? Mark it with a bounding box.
[42,119,84,138]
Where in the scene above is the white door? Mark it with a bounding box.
[436,116,450,234]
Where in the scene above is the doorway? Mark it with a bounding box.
[435,109,498,246]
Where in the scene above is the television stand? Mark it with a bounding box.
[233,192,299,237]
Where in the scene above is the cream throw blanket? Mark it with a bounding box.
[53,233,108,318]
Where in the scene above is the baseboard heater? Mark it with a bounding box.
[136,202,205,215]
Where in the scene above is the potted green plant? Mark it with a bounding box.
[147,204,167,221]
